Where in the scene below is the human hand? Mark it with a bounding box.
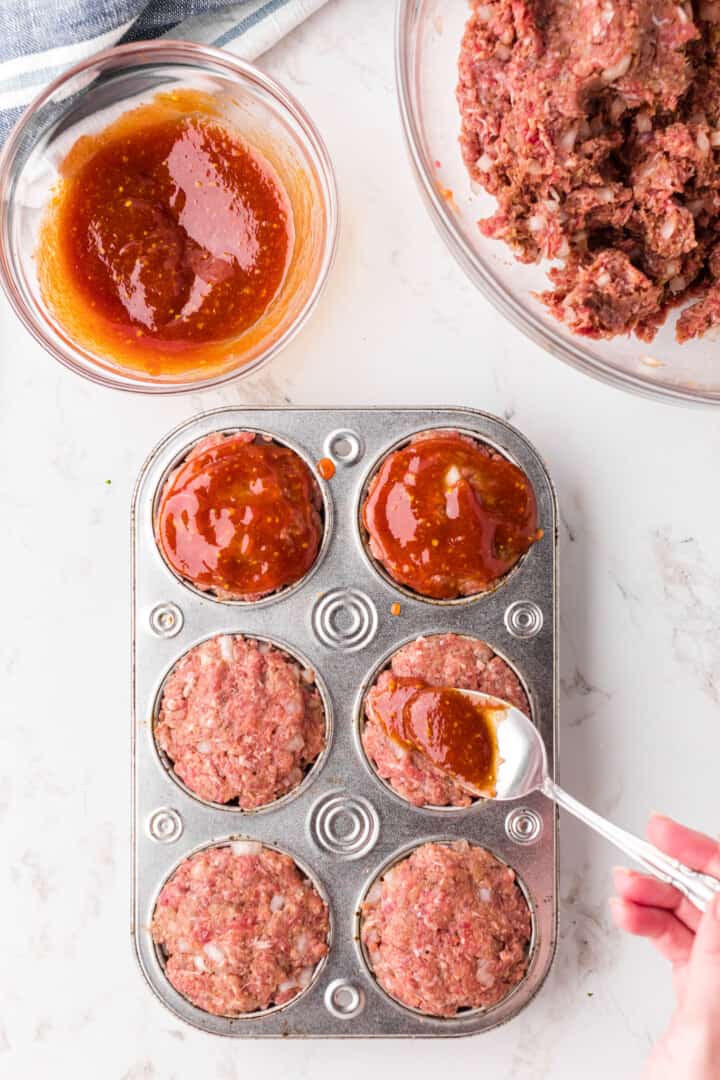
[610,814,720,1080]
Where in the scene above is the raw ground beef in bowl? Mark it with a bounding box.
[360,840,532,1017]
[361,632,530,808]
[457,0,720,343]
[152,842,330,1017]
[155,634,327,809]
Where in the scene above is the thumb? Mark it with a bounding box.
[684,891,720,1024]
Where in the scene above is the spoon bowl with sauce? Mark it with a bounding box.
[378,682,720,912]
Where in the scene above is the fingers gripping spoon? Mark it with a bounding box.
[452,691,720,913]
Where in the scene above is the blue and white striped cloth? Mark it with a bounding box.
[0,0,330,142]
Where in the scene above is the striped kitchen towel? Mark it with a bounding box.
[0,0,330,143]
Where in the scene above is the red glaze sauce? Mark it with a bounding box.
[362,430,539,599]
[372,677,499,795]
[39,93,292,376]
[156,433,323,599]
[316,457,336,480]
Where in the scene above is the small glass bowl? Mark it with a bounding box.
[0,41,338,393]
[396,0,720,406]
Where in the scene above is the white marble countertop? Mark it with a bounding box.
[2,2,719,1076]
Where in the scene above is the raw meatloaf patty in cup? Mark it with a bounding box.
[152,843,330,1016]
[155,634,326,808]
[361,429,538,600]
[155,431,324,601]
[361,840,531,1017]
[362,633,529,807]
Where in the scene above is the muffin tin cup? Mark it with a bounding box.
[354,632,536,815]
[132,406,558,1037]
[150,631,334,815]
[356,426,535,606]
[152,429,333,606]
[354,838,538,1020]
[150,838,334,1022]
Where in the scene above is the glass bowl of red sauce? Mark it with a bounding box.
[0,41,338,392]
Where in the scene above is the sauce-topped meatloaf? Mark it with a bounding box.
[155,431,323,601]
[362,430,538,600]
[458,0,720,342]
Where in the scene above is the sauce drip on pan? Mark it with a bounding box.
[39,92,293,377]
[316,457,336,480]
[371,677,500,796]
[362,431,540,599]
[156,433,322,599]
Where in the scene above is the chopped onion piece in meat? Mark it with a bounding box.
[218,636,234,663]
[476,961,496,988]
[601,54,632,82]
[559,124,579,153]
[230,840,263,857]
[203,942,225,965]
[366,882,383,906]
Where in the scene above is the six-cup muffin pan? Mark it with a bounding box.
[131,407,558,1037]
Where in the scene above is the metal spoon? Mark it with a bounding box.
[458,690,720,913]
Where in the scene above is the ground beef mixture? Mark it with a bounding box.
[155,634,325,808]
[457,0,720,342]
[152,843,329,1016]
[361,841,531,1017]
[362,430,538,601]
[362,633,529,807]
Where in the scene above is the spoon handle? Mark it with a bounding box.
[541,777,720,913]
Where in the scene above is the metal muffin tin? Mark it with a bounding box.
[132,406,558,1038]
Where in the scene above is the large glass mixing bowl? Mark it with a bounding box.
[396,0,720,406]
